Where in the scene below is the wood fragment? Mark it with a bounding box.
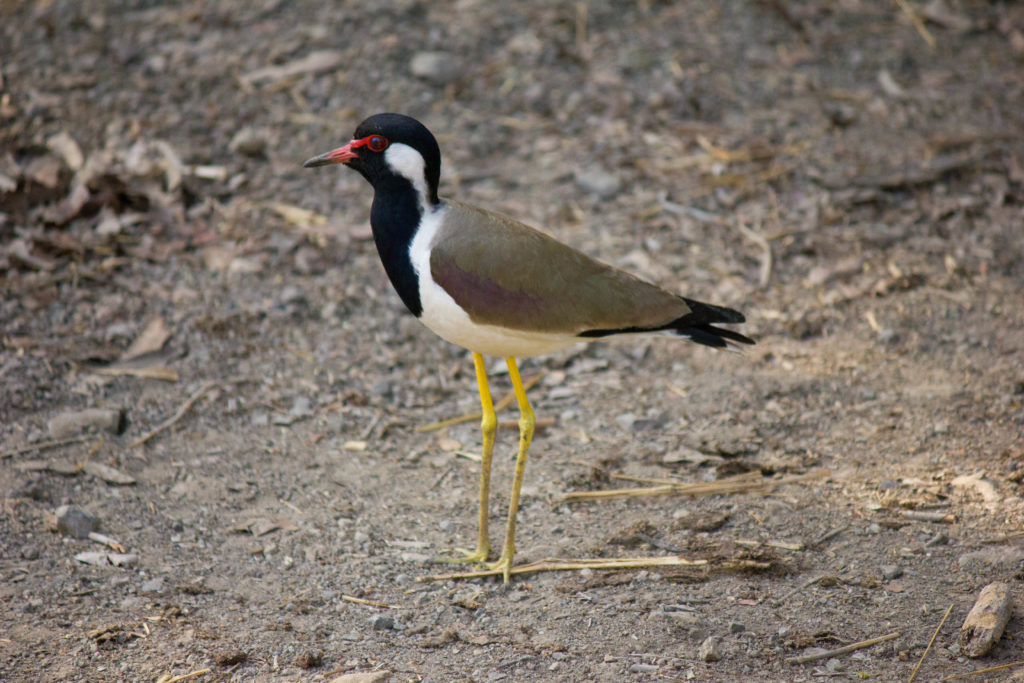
[786,631,900,665]
[895,0,936,49]
[88,532,128,553]
[562,469,828,503]
[340,594,404,610]
[939,661,1024,681]
[131,381,217,447]
[909,603,953,682]
[902,510,954,523]
[91,365,180,381]
[736,220,772,288]
[958,582,1013,658]
[157,669,212,683]
[809,525,848,548]
[1,436,90,459]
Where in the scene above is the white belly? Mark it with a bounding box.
[408,204,581,358]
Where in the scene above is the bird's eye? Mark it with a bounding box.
[367,135,389,152]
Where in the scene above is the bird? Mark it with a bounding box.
[303,113,754,583]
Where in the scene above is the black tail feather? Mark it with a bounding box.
[578,297,755,348]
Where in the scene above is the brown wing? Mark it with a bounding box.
[429,201,690,334]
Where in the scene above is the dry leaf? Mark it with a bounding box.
[122,316,173,360]
[83,461,136,485]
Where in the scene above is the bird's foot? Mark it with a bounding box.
[437,544,491,565]
[486,551,514,585]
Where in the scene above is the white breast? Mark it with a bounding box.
[408,204,582,358]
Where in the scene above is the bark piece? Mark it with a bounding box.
[959,582,1013,657]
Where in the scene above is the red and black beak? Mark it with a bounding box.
[302,141,359,168]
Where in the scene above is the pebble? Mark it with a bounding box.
[629,663,659,673]
[438,519,457,533]
[410,51,460,84]
[54,505,100,539]
[574,165,621,198]
[229,127,267,157]
[48,408,124,438]
[698,635,722,662]
[21,545,40,560]
[213,649,247,666]
[140,577,165,593]
[877,328,899,345]
[329,672,391,683]
[880,565,903,581]
[614,412,636,431]
[825,658,845,672]
[728,621,746,634]
[295,649,323,669]
[369,613,395,631]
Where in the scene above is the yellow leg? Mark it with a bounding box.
[439,352,495,564]
[487,357,535,584]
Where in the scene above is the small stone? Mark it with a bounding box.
[878,479,898,490]
[21,545,40,560]
[410,51,460,85]
[54,505,100,539]
[698,635,722,662]
[728,621,745,634]
[777,625,792,639]
[629,663,659,673]
[877,328,899,345]
[438,519,457,533]
[295,650,323,669]
[140,577,165,593]
[229,127,267,158]
[214,649,248,667]
[614,412,636,431]
[825,658,845,672]
[329,672,391,683]
[880,565,903,581]
[371,380,392,397]
[574,165,621,198]
[369,614,395,631]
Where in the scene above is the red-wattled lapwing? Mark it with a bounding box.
[304,113,754,583]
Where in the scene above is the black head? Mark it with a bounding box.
[303,113,441,204]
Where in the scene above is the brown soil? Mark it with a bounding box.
[2,1,1024,681]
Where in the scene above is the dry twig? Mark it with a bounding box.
[786,631,900,665]
[418,555,709,582]
[939,661,1024,681]
[417,372,545,432]
[341,594,404,610]
[1,436,90,459]
[909,603,953,682]
[562,469,828,503]
[156,670,211,683]
[131,381,217,448]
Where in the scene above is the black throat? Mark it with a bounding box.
[369,174,427,317]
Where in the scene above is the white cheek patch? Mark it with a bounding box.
[384,143,428,200]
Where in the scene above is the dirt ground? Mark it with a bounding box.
[3,1,1024,681]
